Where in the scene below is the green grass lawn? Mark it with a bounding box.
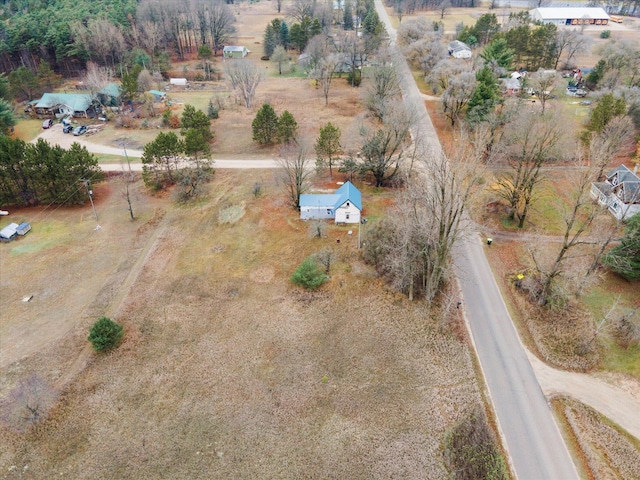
[13,118,44,142]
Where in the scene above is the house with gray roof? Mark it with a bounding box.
[300,181,362,223]
[591,164,640,220]
[223,46,249,58]
[35,93,94,118]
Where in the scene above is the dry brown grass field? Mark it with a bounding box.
[0,171,483,478]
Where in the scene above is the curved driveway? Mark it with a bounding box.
[374,2,579,478]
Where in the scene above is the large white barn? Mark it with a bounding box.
[299,181,362,224]
[529,7,610,26]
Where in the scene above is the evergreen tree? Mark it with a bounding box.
[314,122,342,178]
[603,213,640,281]
[121,64,143,102]
[180,104,212,141]
[467,66,501,124]
[277,110,298,144]
[88,317,124,351]
[280,21,290,50]
[480,38,514,69]
[252,104,279,145]
[264,24,278,57]
[344,1,354,30]
[581,93,626,144]
[0,99,16,135]
[0,73,10,100]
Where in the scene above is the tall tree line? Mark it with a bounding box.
[0,0,235,76]
[0,136,103,206]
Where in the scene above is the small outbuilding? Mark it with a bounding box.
[97,83,121,107]
[0,223,19,241]
[447,40,472,60]
[300,181,362,224]
[223,46,250,59]
[148,90,167,102]
[169,78,188,87]
[17,222,31,236]
[529,7,610,26]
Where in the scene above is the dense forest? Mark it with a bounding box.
[0,0,237,76]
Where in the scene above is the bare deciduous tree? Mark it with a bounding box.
[529,164,603,305]
[224,60,263,109]
[442,71,476,127]
[495,112,565,228]
[364,63,401,122]
[530,69,557,113]
[554,29,591,70]
[364,146,481,302]
[1,375,58,433]
[359,105,413,187]
[278,140,313,209]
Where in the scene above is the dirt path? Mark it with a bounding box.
[528,351,640,439]
[54,211,171,392]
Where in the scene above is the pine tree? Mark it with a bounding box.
[603,213,640,281]
[252,104,279,145]
[280,21,290,50]
[467,66,501,125]
[314,122,342,178]
[343,1,354,30]
[264,24,278,58]
[277,110,298,144]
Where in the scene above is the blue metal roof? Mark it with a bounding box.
[335,181,362,210]
[299,181,362,210]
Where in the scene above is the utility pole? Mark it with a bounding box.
[120,138,132,173]
[81,179,100,228]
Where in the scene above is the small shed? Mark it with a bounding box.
[223,46,250,59]
[148,90,167,102]
[0,222,19,241]
[300,181,362,224]
[17,222,31,236]
[170,78,188,86]
[97,83,122,107]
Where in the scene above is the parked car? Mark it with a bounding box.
[63,124,74,133]
[72,125,87,136]
[42,119,53,129]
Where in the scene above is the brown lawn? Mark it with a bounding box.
[0,172,482,479]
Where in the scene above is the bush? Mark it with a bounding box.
[88,317,124,351]
[291,257,327,290]
[443,408,509,480]
[600,30,611,38]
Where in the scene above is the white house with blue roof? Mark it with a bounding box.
[300,181,362,223]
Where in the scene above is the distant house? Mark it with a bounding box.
[529,7,610,26]
[300,181,362,224]
[590,164,640,220]
[35,93,94,118]
[447,40,472,60]
[223,46,250,59]
[97,83,121,107]
[148,90,167,102]
[504,77,522,95]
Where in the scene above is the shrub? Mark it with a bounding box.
[443,408,508,480]
[600,30,611,38]
[88,317,124,351]
[207,99,219,119]
[291,257,327,290]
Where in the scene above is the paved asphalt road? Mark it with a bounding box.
[374,2,579,478]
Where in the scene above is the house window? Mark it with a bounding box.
[327,209,331,215]
[346,202,350,207]
[346,213,350,220]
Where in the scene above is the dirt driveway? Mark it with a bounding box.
[33,125,280,169]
